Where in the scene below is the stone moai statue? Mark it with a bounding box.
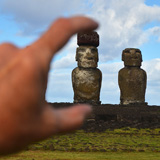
[118,48,147,105]
[72,31,102,105]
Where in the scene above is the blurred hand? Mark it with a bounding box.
[0,16,98,154]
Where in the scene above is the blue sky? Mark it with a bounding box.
[0,0,160,105]
[145,0,160,6]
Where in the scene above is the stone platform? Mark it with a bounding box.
[49,103,160,131]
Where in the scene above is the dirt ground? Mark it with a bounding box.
[49,103,160,132]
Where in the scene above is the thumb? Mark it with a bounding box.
[34,104,92,140]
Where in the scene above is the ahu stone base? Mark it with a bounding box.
[49,103,160,132]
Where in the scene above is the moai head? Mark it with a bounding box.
[122,48,142,67]
[76,31,99,68]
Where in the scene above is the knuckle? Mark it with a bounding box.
[0,43,18,50]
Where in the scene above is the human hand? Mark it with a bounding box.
[0,16,98,155]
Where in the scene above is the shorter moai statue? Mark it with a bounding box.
[72,31,102,105]
[118,48,147,105]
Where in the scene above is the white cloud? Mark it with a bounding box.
[52,54,76,69]
[51,36,77,69]
[87,0,160,61]
[146,27,160,42]
[142,59,160,105]
[143,59,160,82]
[46,71,73,102]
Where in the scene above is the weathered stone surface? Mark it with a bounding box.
[49,103,160,131]
[118,48,147,105]
[72,67,102,104]
[77,31,99,47]
[72,31,102,105]
[76,46,98,68]
[122,48,142,67]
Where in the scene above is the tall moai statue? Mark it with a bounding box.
[72,31,102,105]
[118,48,147,105]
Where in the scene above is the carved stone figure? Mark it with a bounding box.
[72,31,102,105]
[118,48,147,105]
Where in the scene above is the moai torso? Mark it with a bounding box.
[118,48,147,105]
[72,32,102,105]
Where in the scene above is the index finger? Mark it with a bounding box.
[29,16,98,70]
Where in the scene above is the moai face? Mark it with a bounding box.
[76,46,98,68]
[122,48,142,67]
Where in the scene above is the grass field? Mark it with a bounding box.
[2,128,160,160]
[28,128,160,152]
[3,151,160,160]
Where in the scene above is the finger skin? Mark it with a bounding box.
[0,43,19,68]
[0,16,96,155]
[36,104,92,140]
[0,104,92,155]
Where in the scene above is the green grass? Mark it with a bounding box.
[2,128,160,160]
[27,128,160,152]
[3,151,160,160]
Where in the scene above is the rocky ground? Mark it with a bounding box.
[49,103,160,132]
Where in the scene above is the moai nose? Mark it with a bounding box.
[86,48,92,55]
[130,50,136,58]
